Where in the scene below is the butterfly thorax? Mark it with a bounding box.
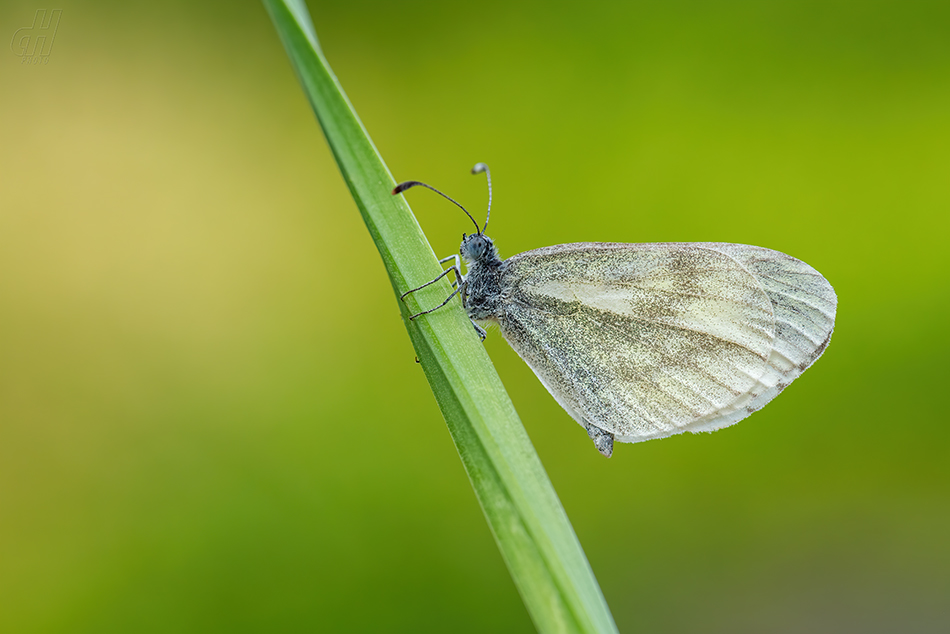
[460,233,505,321]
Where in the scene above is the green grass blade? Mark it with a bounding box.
[262,2,619,632]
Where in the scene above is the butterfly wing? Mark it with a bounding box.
[493,242,835,444]
[684,243,837,432]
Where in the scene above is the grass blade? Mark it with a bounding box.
[262,2,619,632]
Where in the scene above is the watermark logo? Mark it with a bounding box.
[11,9,62,65]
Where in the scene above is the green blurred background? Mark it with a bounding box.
[2,1,948,632]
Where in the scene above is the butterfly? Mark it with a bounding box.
[394,164,837,458]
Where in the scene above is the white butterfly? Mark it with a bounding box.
[394,165,837,457]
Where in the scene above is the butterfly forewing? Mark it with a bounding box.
[683,243,838,433]
[495,243,782,442]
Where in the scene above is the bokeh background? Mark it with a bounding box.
[2,1,948,632]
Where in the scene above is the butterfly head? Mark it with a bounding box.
[460,232,498,266]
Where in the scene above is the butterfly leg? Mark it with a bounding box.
[442,254,462,289]
[585,423,614,458]
[470,320,487,342]
[400,255,464,320]
[438,254,462,288]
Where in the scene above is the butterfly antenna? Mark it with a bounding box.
[471,162,491,234]
[392,180,480,234]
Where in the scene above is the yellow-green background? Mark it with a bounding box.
[2,1,948,632]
